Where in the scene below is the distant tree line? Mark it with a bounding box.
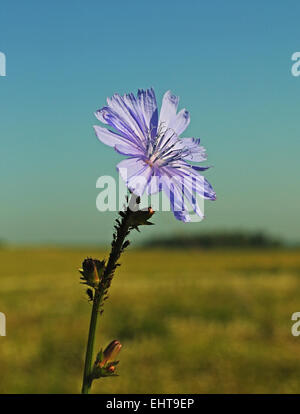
[144,231,283,249]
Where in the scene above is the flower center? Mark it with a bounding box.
[144,124,187,169]
[145,159,154,168]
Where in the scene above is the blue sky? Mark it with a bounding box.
[1,0,300,245]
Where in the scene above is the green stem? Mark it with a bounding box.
[81,289,102,394]
[81,198,136,394]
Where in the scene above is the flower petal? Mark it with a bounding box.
[181,138,207,162]
[168,108,190,136]
[137,88,158,138]
[114,143,145,157]
[159,90,179,130]
[107,93,148,143]
[94,125,143,156]
[94,125,130,147]
[162,177,191,222]
[160,168,207,221]
[145,171,163,195]
[117,157,153,196]
[191,165,211,171]
[175,165,216,200]
[180,175,205,218]
[95,106,145,151]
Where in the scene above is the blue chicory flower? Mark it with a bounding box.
[94,89,216,222]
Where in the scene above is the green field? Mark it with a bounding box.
[1,247,300,393]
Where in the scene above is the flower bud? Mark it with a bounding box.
[79,258,105,287]
[100,340,122,367]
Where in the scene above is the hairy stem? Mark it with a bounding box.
[81,199,135,394]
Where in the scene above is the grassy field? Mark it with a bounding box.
[1,246,300,393]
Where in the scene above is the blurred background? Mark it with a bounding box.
[1,0,300,393]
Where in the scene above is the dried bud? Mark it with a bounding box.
[79,258,105,287]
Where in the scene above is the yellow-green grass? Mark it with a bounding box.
[1,247,300,393]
